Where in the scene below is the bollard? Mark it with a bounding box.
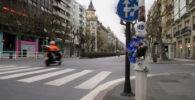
[134,58,149,100]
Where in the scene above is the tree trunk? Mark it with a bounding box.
[159,36,168,61]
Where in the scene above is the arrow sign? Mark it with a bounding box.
[117,0,138,22]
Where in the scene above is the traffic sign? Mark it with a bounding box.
[134,21,146,37]
[117,0,138,22]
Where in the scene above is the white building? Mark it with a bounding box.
[52,0,73,27]
[85,0,98,52]
[52,0,74,57]
[71,1,86,57]
[172,0,195,59]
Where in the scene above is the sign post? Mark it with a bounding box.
[134,0,149,100]
[117,0,138,96]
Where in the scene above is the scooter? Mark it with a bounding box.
[45,51,62,66]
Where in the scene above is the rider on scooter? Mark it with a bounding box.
[45,41,62,66]
[48,41,60,52]
[46,41,61,60]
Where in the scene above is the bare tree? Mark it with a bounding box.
[146,0,173,60]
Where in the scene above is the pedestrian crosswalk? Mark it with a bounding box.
[0,65,17,69]
[45,70,93,86]
[75,71,111,89]
[17,68,75,83]
[0,65,111,90]
[0,66,31,71]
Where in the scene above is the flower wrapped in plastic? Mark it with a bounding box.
[127,36,145,63]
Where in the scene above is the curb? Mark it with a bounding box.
[80,73,172,100]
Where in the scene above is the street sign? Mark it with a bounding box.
[117,0,138,22]
[134,21,146,37]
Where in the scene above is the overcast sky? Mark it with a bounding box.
[75,0,155,43]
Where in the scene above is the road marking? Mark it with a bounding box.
[75,71,111,90]
[45,70,93,86]
[0,68,58,79]
[18,68,75,83]
[80,73,171,100]
[0,67,43,75]
[80,78,126,100]
[0,66,31,71]
[0,65,16,69]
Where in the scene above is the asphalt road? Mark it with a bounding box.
[0,56,195,100]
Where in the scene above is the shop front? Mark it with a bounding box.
[16,35,39,57]
[192,36,195,59]
[184,37,191,58]
[177,40,183,58]
[2,33,16,58]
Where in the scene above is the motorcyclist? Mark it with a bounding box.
[46,41,61,60]
[47,41,60,52]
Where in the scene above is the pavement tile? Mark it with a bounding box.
[103,73,195,100]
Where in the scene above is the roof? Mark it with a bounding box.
[87,0,96,11]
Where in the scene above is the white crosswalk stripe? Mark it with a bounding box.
[0,65,112,89]
[0,66,31,71]
[0,68,58,79]
[45,70,93,86]
[17,68,75,83]
[0,65,16,69]
[0,67,43,75]
[75,71,111,89]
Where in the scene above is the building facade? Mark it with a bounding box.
[172,0,195,59]
[71,1,86,57]
[97,22,108,52]
[0,0,75,58]
[147,0,195,60]
[107,28,117,53]
[0,0,53,57]
[85,0,98,52]
[52,0,74,57]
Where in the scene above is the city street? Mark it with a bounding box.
[0,56,195,100]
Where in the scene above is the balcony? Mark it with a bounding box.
[52,2,65,11]
[189,0,195,4]
[188,0,195,12]
[174,30,180,37]
[52,1,72,16]
[63,0,72,8]
[181,27,191,35]
[53,11,69,20]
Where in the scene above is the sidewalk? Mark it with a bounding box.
[149,58,195,64]
[101,73,195,100]
[174,58,195,62]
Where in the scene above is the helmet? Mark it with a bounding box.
[49,41,56,45]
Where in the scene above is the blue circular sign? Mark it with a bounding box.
[117,0,138,22]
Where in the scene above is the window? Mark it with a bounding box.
[174,0,179,20]
[178,24,182,30]
[180,0,187,17]
[173,27,177,33]
[185,20,189,27]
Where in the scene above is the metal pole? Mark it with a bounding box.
[121,22,134,96]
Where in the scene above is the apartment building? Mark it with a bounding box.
[172,0,195,59]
